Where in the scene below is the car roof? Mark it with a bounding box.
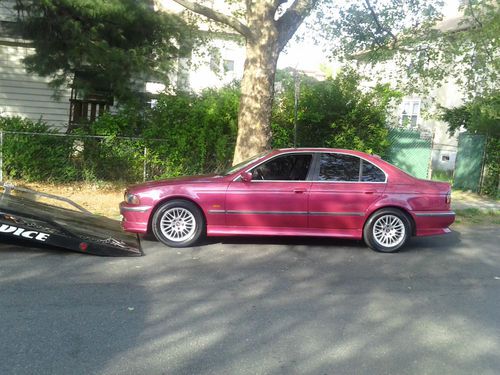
[274,148,378,159]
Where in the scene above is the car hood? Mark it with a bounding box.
[127,174,225,192]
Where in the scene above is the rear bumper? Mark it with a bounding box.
[119,202,151,234]
[412,211,455,237]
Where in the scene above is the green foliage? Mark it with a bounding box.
[431,170,453,183]
[0,117,77,182]
[143,84,240,177]
[0,84,239,183]
[13,0,195,100]
[441,92,500,137]
[72,113,146,182]
[482,137,500,199]
[441,91,499,198]
[272,70,399,155]
[454,207,500,225]
[1,78,399,183]
[323,0,499,97]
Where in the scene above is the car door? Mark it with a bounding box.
[308,152,387,231]
[225,153,313,228]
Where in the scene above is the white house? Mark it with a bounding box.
[353,3,468,175]
[0,0,71,129]
[153,0,246,94]
[0,0,248,127]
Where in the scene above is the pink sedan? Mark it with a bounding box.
[120,148,455,253]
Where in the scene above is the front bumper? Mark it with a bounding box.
[119,201,152,234]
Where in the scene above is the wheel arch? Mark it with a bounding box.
[364,205,416,236]
[148,196,207,234]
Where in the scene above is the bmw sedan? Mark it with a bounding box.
[120,148,455,253]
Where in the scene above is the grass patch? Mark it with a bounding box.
[432,170,453,183]
[454,208,500,226]
[452,189,500,203]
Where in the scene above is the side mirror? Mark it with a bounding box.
[240,171,253,182]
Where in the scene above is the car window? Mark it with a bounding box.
[252,154,312,181]
[361,160,386,182]
[223,151,269,175]
[318,153,361,182]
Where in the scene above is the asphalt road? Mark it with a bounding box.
[1,225,499,375]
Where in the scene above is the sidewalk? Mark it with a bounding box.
[451,191,500,211]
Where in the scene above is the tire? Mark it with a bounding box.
[151,200,204,248]
[363,208,411,253]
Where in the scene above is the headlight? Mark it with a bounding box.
[124,191,140,204]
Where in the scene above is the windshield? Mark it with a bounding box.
[222,151,269,175]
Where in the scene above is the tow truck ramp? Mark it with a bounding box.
[0,183,142,256]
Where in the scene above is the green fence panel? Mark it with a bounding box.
[386,129,432,179]
[453,133,486,192]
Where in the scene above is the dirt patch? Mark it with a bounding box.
[7,181,126,219]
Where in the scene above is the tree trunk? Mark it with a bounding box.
[232,6,279,165]
[167,0,316,165]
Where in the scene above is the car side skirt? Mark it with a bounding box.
[207,226,363,239]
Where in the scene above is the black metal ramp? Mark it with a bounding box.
[0,187,142,257]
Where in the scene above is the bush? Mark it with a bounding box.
[1,77,398,183]
[0,116,78,182]
[272,70,399,156]
[441,92,500,198]
[482,137,499,198]
[142,84,239,178]
[73,111,146,182]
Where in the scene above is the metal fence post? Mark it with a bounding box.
[293,71,300,148]
[0,131,3,182]
[427,131,436,179]
[143,146,147,182]
[478,135,488,195]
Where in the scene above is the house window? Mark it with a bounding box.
[69,89,112,130]
[401,99,420,128]
[209,52,219,72]
[68,71,113,130]
[223,59,235,73]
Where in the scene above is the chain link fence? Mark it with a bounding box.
[6,128,492,194]
[1,128,436,183]
[385,128,433,179]
[0,131,230,183]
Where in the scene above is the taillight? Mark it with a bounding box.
[445,192,451,205]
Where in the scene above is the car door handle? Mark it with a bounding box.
[293,188,306,193]
[364,191,375,194]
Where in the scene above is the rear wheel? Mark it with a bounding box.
[151,200,204,247]
[363,208,411,253]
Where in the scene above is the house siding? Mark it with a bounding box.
[0,0,16,22]
[1,0,70,129]
[0,43,71,129]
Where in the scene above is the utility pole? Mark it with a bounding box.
[293,70,301,148]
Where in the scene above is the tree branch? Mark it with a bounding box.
[467,1,483,29]
[170,0,252,39]
[274,0,290,7]
[276,0,318,52]
[363,0,398,47]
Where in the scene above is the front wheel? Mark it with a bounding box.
[151,200,204,248]
[363,208,411,253]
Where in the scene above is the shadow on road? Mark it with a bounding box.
[1,225,499,374]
